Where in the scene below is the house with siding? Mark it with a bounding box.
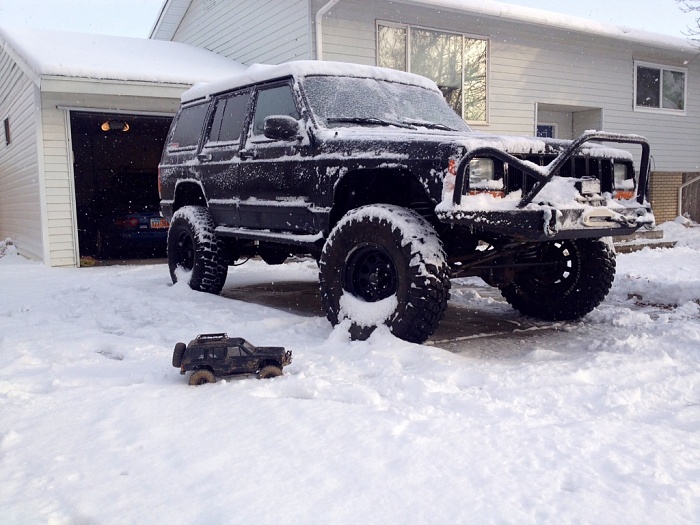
[151,0,700,224]
[0,26,242,266]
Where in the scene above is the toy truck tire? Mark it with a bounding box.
[172,342,186,368]
[258,365,283,379]
[189,369,216,386]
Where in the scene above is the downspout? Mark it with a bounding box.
[315,0,341,60]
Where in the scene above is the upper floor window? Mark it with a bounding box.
[377,22,488,123]
[635,61,686,112]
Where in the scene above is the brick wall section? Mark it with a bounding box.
[649,172,685,224]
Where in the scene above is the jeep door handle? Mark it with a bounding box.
[239,149,256,160]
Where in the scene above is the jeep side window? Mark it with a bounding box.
[227,346,242,357]
[210,347,226,360]
[252,84,300,136]
[208,91,250,144]
[168,102,209,150]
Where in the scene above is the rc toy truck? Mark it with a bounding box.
[159,61,655,344]
[173,333,292,384]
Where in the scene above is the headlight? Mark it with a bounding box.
[469,158,501,190]
[613,162,634,190]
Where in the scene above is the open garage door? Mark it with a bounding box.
[71,112,173,261]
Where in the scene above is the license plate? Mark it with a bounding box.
[150,217,169,229]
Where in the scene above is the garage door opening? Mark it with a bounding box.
[71,112,173,261]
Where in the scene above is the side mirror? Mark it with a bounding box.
[263,115,300,141]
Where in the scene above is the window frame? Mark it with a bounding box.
[248,80,301,142]
[376,20,490,125]
[204,89,251,147]
[633,60,687,115]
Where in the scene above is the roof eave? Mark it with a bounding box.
[149,0,191,41]
[393,0,700,56]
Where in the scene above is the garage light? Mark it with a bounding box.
[100,120,130,132]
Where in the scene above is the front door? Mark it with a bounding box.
[237,81,316,232]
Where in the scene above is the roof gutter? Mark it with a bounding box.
[315,0,341,60]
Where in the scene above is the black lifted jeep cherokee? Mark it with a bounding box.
[159,61,654,344]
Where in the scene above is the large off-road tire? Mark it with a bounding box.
[500,238,615,321]
[167,206,228,294]
[189,369,216,386]
[172,343,186,368]
[258,365,283,379]
[319,204,450,344]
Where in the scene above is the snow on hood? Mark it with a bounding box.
[457,133,634,159]
[182,60,441,103]
[0,25,245,85]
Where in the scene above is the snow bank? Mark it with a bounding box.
[1,224,699,523]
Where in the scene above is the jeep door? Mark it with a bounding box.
[237,81,317,232]
[197,90,252,227]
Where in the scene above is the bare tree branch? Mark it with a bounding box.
[678,0,700,37]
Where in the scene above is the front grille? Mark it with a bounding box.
[505,155,614,195]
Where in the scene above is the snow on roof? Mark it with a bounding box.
[395,0,698,53]
[182,60,441,103]
[0,25,245,86]
[152,0,697,55]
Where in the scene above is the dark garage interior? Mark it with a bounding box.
[71,112,173,261]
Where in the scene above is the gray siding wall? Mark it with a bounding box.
[314,0,700,172]
[172,0,311,64]
[0,48,44,261]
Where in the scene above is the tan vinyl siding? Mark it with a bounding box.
[38,106,76,266]
[315,0,700,173]
[173,0,311,64]
[0,47,43,261]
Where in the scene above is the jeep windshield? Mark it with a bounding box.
[301,75,471,132]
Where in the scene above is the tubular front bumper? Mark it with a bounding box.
[439,130,655,240]
[436,203,654,241]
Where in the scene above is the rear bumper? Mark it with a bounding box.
[436,204,654,241]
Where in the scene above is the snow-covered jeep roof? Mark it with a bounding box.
[181,60,441,103]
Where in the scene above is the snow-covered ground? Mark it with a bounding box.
[1,222,699,524]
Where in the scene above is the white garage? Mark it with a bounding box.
[0,26,243,266]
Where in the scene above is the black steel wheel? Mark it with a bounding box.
[319,204,450,343]
[500,238,616,321]
[344,243,398,302]
[167,206,228,294]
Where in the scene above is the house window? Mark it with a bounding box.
[3,118,10,146]
[377,22,488,123]
[635,61,686,112]
[536,124,556,138]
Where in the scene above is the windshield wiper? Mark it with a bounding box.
[326,117,416,129]
[401,119,456,131]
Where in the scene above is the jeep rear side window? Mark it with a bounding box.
[252,84,300,136]
[209,91,250,143]
[169,103,209,149]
